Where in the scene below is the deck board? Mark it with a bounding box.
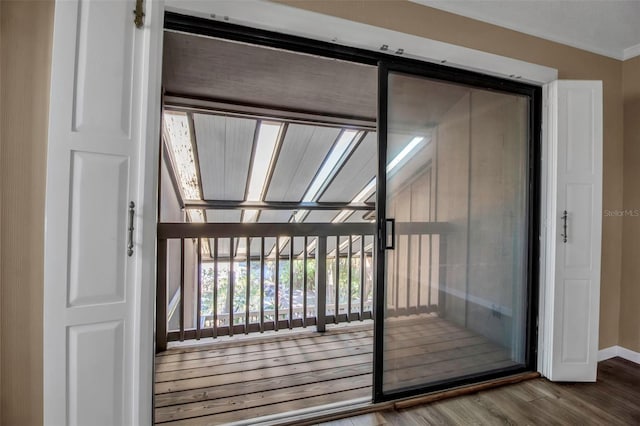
[154,314,517,425]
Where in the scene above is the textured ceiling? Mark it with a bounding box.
[411,0,640,60]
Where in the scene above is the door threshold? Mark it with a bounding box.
[227,371,539,426]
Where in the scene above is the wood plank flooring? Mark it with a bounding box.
[154,314,517,425]
[319,357,640,426]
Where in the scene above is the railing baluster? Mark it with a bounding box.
[369,241,375,315]
[360,234,365,321]
[428,234,432,307]
[438,235,447,318]
[156,238,167,353]
[245,236,250,334]
[406,235,411,312]
[289,237,294,329]
[196,238,202,340]
[316,236,327,332]
[394,232,399,313]
[347,235,352,322]
[335,235,340,324]
[275,236,279,332]
[260,237,265,333]
[303,236,308,328]
[417,235,422,311]
[179,238,185,342]
[229,237,234,337]
[213,238,218,339]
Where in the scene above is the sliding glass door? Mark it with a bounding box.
[375,63,538,400]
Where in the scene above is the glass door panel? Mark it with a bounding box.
[381,70,531,395]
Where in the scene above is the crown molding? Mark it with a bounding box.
[623,43,640,61]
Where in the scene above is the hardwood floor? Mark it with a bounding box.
[154,314,516,425]
[318,357,640,426]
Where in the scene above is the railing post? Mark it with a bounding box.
[229,237,234,336]
[428,234,432,307]
[179,238,185,342]
[196,238,202,340]
[359,235,365,320]
[417,235,422,312]
[275,237,280,331]
[245,236,251,334]
[156,238,168,353]
[335,235,340,324]
[303,236,308,327]
[259,237,265,333]
[347,235,352,322]
[289,237,294,329]
[213,238,218,338]
[316,236,327,332]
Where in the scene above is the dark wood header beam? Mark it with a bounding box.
[183,200,376,211]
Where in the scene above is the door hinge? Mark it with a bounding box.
[133,0,144,29]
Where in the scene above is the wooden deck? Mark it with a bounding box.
[154,314,516,425]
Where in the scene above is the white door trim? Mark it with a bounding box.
[538,82,557,375]
[132,1,165,424]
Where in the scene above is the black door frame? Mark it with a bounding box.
[164,11,542,405]
[375,60,541,402]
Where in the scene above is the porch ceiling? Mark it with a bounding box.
[161,30,470,235]
[162,31,378,122]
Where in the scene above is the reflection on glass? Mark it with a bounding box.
[383,72,529,393]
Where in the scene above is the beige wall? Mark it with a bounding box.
[0,1,53,424]
[620,56,640,352]
[277,0,626,350]
[0,0,637,423]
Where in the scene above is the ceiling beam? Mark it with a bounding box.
[164,93,376,131]
[183,200,375,211]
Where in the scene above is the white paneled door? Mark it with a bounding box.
[542,81,603,381]
[44,0,162,424]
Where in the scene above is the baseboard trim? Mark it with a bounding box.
[598,345,640,364]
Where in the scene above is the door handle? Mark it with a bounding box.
[561,210,568,243]
[128,201,135,256]
[385,218,395,250]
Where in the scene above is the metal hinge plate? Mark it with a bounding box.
[134,0,144,29]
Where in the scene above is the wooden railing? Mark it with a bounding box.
[156,221,449,353]
[156,222,375,352]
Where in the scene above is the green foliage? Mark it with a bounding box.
[200,253,373,325]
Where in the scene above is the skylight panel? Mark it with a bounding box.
[243,121,282,223]
[302,129,360,203]
[293,129,360,223]
[246,122,281,202]
[163,111,201,201]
